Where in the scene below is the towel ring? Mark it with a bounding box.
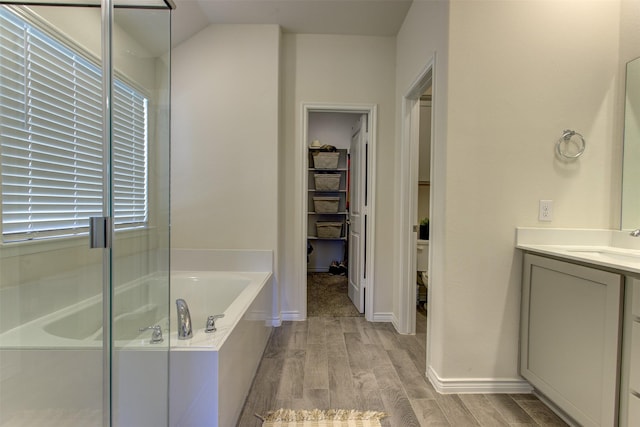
[556,129,586,160]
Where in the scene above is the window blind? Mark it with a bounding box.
[0,7,148,242]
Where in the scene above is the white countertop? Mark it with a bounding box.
[516,227,640,275]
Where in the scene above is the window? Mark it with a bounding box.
[0,7,148,242]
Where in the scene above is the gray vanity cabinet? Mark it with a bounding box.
[520,253,623,427]
[621,277,640,427]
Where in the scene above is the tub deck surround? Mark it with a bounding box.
[1,249,275,427]
[169,249,275,426]
[170,270,272,350]
[169,269,274,427]
[516,227,640,273]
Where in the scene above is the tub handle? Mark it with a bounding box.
[139,325,164,344]
[205,314,225,333]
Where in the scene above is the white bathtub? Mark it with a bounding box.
[168,270,273,427]
[169,271,271,349]
[0,270,273,427]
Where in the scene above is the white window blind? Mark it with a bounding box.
[0,7,148,242]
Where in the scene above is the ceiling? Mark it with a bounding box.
[171,0,413,48]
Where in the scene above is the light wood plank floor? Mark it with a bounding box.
[238,313,568,427]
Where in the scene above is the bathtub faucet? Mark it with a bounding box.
[205,314,225,333]
[139,325,164,344]
[176,298,193,340]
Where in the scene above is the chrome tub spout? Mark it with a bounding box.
[176,298,193,340]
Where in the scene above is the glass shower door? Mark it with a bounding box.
[0,2,172,426]
[110,6,171,426]
[0,4,107,425]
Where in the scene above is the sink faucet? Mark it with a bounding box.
[631,229,640,237]
[176,299,192,340]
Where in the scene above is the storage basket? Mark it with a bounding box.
[314,173,341,191]
[316,221,343,238]
[313,197,340,213]
[312,152,339,169]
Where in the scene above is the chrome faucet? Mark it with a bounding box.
[139,324,164,344]
[204,314,225,333]
[631,229,640,237]
[176,299,193,340]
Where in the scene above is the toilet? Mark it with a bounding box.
[416,239,429,307]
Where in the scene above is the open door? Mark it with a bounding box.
[348,114,367,313]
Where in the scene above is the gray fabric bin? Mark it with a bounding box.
[312,152,339,169]
[316,222,343,238]
[314,174,341,191]
[313,197,340,213]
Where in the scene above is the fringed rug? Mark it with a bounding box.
[258,409,386,427]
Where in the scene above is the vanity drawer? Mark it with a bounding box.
[631,322,640,393]
[629,392,640,426]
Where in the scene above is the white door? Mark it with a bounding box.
[348,114,367,313]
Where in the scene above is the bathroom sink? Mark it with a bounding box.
[566,248,640,264]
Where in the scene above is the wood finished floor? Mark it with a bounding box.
[237,312,568,426]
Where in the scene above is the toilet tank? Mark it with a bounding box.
[417,240,429,271]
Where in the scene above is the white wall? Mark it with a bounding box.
[418,186,430,224]
[171,25,280,251]
[394,0,449,366]
[279,33,396,318]
[308,112,358,150]
[418,101,432,223]
[397,0,622,387]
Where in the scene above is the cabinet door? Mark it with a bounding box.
[521,254,622,427]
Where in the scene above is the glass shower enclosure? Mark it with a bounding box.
[0,0,172,425]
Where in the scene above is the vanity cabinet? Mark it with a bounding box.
[621,277,640,427]
[520,253,623,427]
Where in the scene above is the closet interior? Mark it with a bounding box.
[306,112,362,314]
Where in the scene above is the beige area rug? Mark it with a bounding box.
[258,409,387,427]
[307,273,362,317]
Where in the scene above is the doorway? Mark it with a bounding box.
[299,104,377,320]
[397,60,434,337]
[416,89,432,322]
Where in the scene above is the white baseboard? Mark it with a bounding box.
[280,311,395,324]
[372,312,395,323]
[280,311,304,321]
[427,366,533,394]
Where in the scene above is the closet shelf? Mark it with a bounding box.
[308,189,347,193]
[309,167,348,172]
